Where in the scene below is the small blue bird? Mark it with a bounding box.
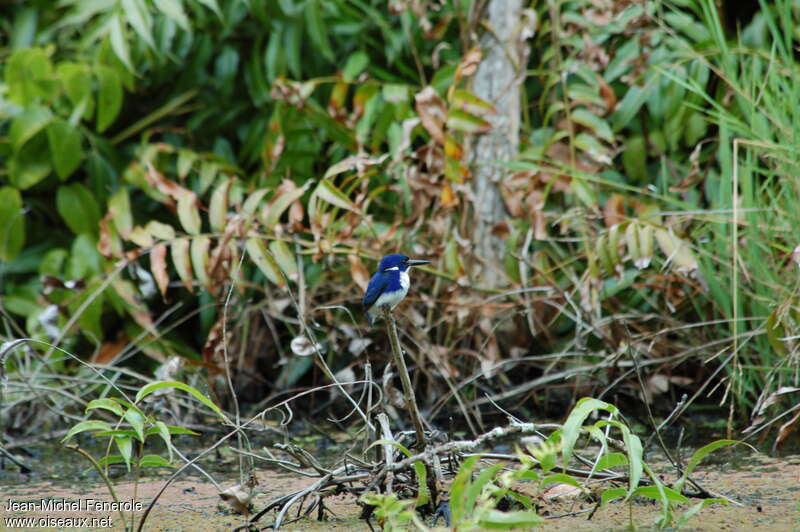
[363,254,430,325]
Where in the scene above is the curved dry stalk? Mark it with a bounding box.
[381,307,426,449]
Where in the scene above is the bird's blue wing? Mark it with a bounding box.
[362,272,388,310]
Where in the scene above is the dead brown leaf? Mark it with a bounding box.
[415,86,447,145]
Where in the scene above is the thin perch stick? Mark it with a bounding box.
[381,307,426,449]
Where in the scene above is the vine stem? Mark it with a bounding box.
[65,445,129,531]
[381,307,426,450]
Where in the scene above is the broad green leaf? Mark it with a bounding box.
[449,456,479,523]
[85,398,125,417]
[446,109,491,133]
[170,238,194,291]
[304,0,334,62]
[594,452,628,471]
[190,236,210,287]
[124,407,146,442]
[561,398,616,469]
[56,183,101,236]
[6,48,54,105]
[0,187,26,261]
[10,135,52,189]
[209,177,231,232]
[197,0,223,18]
[96,66,123,132]
[109,12,134,72]
[633,485,688,503]
[116,435,133,470]
[451,89,495,116]
[655,228,698,274]
[540,473,582,489]
[157,0,190,31]
[675,440,753,492]
[95,455,126,469]
[59,63,94,121]
[153,421,173,461]
[145,220,176,241]
[262,181,309,228]
[46,119,83,180]
[61,420,113,442]
[312,179,359,213]
[269,240,298,281]
[574,132,611,165]
[343,51,369,82]
[121,0,155,50]
[600,487,627,506]
[135,381,228,422]
[108,188,133,237]
[9,105,52,150]
[242,188,270,216]
[246,237,283,285]
[478,509,544,528]
[571,108,614,142]
[139,454,175,468]
[176,189,201,235]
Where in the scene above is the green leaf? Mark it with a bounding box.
[109,12,134,72]
[121,0,155,50]
[600,487,627,506]
[633,485,688,503]
[56,183,101,236]
[9,105,53,151]
[156,0,190,31]
[62,420,113,442]
[305,0,334,62]
[0,186,26,262]
[208,177,231,232]
[561,398,616,469]
[446,109,491,133]
[594,452,628,471]
[116,435,133,471]
[9,134,52,189]
[124,407,146,442]
[311,179,359,213]
[108,187,133,237]
[571,108,614,142]
[269,240,297,281]
[197,0,223,19]
[6,47,54,106]
[85,398,125,417]
[96,65,123,132]
[47,119,83,180]
[190,235,210,287]
[343,51,369,82]
[478,509,544,528]
[176,189,201,235]
[246,237,283,285]
[59,63,94,121]
[153,421,173,462]
[139,454,175,468]
[262,181,309,228]
[170,238,194,291]
[674,440,754,493]
[135,381,229,422]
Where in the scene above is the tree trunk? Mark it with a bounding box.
[470,0,526,287]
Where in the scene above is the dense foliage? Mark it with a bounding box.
[2,0,799,442]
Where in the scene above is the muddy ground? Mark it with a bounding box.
[2,448,799,531]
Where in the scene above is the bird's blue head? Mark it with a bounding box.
[377,253,430,273]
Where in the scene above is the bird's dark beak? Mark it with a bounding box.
[407,259,431,267]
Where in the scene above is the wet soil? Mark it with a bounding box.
[2,449,799,531]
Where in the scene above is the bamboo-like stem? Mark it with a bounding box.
[381,307,426,449]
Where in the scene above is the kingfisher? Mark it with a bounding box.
[363,254,430,325]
